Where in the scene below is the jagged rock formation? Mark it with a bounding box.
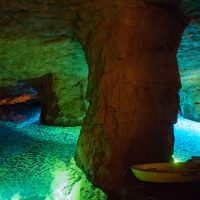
[0,0,200,193]
[0,0,200,126]
[31,73,87,126]
[177,23,200,122]
[0,24,88,125]
[0,0,200,125]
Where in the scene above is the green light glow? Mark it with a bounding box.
[51,161,70,200]
[173,115,200,162]
[48,159,105,200]
[4,113,200,198]
[68,180,81,200]
[173,158,181,163]
[11,193,21,200]
[0,120,105,199]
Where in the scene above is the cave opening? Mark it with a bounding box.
[173,21,200,163]
[0,82,41,126]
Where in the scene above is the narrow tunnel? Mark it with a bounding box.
[0,82,40,125]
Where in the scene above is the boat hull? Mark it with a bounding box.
[131,162,200,183]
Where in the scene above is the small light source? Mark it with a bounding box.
[174,159,180,163]
[11,193,21,200]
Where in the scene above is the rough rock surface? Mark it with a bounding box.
[0,0,89,126]
[177,23,200,122]
[0,35,88,126]
[75,2,187,192]
[0,0,200,126]
[1,0,200,194]
[31,73,88,126]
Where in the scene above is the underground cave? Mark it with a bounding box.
[0,0,200,199]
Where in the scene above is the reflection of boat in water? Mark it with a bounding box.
[131,162,200,183]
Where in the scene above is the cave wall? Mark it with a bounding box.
[0,0,200,126]
[177,23,200,122]
[31,73,87,126]
[75,1,187,191]
[1,0,200,193]
[0,0,89,126]
[0,35,88,126]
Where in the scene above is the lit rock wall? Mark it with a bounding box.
[0,0,200,126]
[0,0,88,126]
[31,73,87,126]
[177,23,200,122]
[75,1,187,192]
[0,36,88,126]
[0,0,200,193]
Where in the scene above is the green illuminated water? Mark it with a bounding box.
[0,111,200,199]
[0,121,77,199]
[173,115,200,162]
[0,121,105,200]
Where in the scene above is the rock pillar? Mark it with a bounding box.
[75,2,187,192]
[32,73,87,126]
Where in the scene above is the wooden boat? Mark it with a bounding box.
[131,162,200,183]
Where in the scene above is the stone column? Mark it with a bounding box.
[75,2,187,192]
[32,73,87,126]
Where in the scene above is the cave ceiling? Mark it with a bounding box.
[0,0,200,94]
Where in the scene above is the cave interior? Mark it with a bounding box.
[0,0,200,199]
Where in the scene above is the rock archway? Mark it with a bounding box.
[0,35,88,126]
